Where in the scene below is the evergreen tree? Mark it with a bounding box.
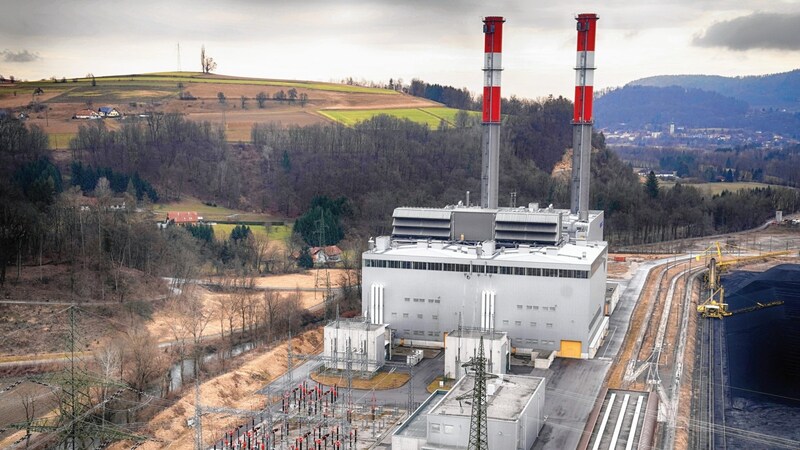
[298,247,314,269]
[645,170,659,199]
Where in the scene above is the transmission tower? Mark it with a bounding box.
[18,306,146,449]
[463,336,488,450]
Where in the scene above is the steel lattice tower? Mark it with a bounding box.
[466,336,488,450]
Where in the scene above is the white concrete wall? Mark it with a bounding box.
[363,250,607,357]
[444,333,508,379]
[323,323,386,372]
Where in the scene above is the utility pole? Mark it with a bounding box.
[464,337,488,450]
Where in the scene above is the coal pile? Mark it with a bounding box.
[724,264,800,405]
[720,265,800,449]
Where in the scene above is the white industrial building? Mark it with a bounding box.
[363,205,609,359]
[361,13,609,360]
[444,330,509,379]
[392,374,545,450]
[322,320,387,373]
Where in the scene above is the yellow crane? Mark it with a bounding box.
[697,257,730,318]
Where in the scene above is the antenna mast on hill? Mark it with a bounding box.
[177,43,182,72]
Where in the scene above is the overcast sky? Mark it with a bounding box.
[1,1,799,99]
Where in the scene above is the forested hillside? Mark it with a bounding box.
[630,69,800,111]
[2,93,799,295]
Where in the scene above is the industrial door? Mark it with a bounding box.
[560,340,582,358]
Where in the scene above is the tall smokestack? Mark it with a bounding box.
[570,13,598,222]
[481,16,504,209]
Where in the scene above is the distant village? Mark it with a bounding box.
[603,123,798,150]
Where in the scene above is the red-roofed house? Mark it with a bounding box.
[310,245,343,264]
[73,109,101,119]
[166,211,199,225]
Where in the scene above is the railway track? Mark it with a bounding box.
[693,316,726,450]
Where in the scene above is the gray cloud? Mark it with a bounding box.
[2,49,40,62]
[694,12,800,51]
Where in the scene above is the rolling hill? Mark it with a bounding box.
[628,69,800,112]
[0,72,465,146]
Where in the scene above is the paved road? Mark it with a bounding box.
[527,257,675,450]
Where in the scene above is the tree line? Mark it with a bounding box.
[615,143,800,188]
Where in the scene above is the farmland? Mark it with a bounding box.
[0,72,442,147]
[212,223,291,242]
[319,106,478,127]
[660,181,784,195]
[151,197,289,224]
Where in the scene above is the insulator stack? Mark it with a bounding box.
[480,16,504,209]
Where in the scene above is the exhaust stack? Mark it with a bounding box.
[481,16,504,209]
[570,13,598,221]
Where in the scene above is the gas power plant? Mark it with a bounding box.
[361,14,608,360]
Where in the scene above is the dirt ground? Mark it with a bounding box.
[147,269,348,343]
[0,263,167,356]
[110,328,323,450]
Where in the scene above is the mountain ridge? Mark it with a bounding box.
[627,69,800,111]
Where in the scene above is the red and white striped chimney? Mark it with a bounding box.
[570,13,599,221]
[482,16,504,124]
[481,16,504,209]
[573,13,598,124]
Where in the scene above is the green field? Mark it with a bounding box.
[319,107,478,127]
[212,223,291,242]
[2,72,398,96]
[660,181,780,195]
[152,197,278,223]
[48,132,75,150]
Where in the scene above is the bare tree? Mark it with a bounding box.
[256,92,268,108]
[122,324,164,399]
[94,341,122,421]
[200,45,217,74]
[18,390,36,448]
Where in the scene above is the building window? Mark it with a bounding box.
[526,305,533,310]
[403,313,409,318]
[502,319,509,325]
[417,314,423,319]
[517,305,523,310]
[413,330,424,336]
[473,264,485,273]
[404,297,410,302]
[435,299,441,303]
[515,321,522,326]
[486,265,498,274]
[530,322,536,327]
[444,425,454,434]
[391,312,397,317]
[431,423,440,433]
[546,323,553,328]
[526,267,541,276]
[432,315,438,320]
[532,306,539,310]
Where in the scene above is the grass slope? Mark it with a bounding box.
[319,107,478,127]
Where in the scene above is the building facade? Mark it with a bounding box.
[393,374,545,450]
[363,205,609,359]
